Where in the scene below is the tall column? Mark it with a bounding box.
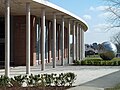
[76,24,79,60]
[26,3,31,74]
[36,18,39,62]
[81,28,85,59]
[38,17,41,64]
[79,26,82,60]
[61,16,64,66]
[72,21,75,61]
[45,21,48,63]
[68,19,70,64]
[58,25,61,61]
[5,0,10,77]
[78,25,80,60]
[41,9,45,71]
[48,21,51,63]
[53,13,56,68]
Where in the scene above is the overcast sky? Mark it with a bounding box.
[49,0,120,44]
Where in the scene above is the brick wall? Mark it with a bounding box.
[13,15,36,66]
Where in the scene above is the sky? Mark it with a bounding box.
[48,0,120,44]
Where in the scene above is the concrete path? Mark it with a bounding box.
[0,61,120,90]
[68,70,120,90]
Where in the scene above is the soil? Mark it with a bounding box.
[0,86,71,90]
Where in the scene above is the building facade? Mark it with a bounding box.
[0,0,88,76]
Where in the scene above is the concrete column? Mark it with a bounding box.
[78,25,80,60]
[79,26,82,60]
[26,3,31,74]
[81,28,85,59]
[45,22,48,63]
[36,19,39,63]
[58,25,61,61]
[38,17,41,64]
[41,9,45,71]
[76,24,79,60]
[61,16,64,66]
[68,19,70,64]
[53,13,56,68]
[5,0,10,77]
[48,21,51,63]
[72,21,75,61]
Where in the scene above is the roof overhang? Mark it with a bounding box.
[0,0,88,31]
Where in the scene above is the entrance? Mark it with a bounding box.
[0,17,5,65]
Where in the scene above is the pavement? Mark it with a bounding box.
[0,60,120,90]
[68,69,120,90]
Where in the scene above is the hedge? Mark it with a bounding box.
[74,58,120,66]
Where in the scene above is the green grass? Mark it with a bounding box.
[105,83,120,90]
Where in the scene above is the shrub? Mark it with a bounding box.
[27,74,41,86]
[0,75,11,87]
[64,72,76,86]
[74,60,81,65]
[105,61,112,66]
[11,75,27,87]
[73,57,120,66]
[0,72,76,88]
[118,61,120,65]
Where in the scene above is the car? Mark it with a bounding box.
[85,50,95,57]
[116,53,120,58]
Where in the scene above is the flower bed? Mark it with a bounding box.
[0,72,76,90]
[0,86,71,90]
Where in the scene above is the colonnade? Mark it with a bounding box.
[4,0,85,77]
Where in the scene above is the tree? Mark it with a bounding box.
[105,0,120,52]
[111,32,120,53]
[105,0,120,29]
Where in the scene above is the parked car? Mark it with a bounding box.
[116,53,120,58]
[85,50,95,57]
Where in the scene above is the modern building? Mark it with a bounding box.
[0,0,88,76]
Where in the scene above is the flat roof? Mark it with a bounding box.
[0,0,88,31]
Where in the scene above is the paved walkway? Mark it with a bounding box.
[0,60,120,90]
[68,69,120,90]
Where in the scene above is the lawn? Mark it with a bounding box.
[105,84,120,90]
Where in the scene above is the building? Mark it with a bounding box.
[0,0,88,76]
[85,44,98,56]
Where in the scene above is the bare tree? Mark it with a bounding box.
[105,0,120,52]
[105,0,120,29]
[111,32,120,52]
